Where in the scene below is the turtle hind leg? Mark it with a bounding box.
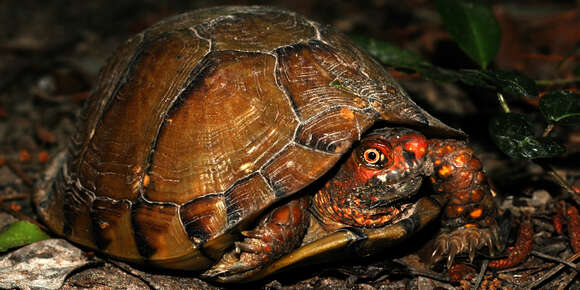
[203,195,310,282]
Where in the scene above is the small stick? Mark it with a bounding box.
[536,78,580,86]
[538,161,580,207]
[495,262,550,274]
[392,259,451,282]
[525,252,580,289]
[556,271,577,290]
[472,259,488,290]
[0,193,30,202]
[4,159,34,188]
[531,250,578,271]
[542,123,554,137]
[0,202,49,232]
[497,92,510,113]
[406,269,450,283]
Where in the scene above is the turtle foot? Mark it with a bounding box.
[203,196,310,282]
[430,225,501,268]
[202,237,266,282]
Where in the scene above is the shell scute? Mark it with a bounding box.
[77,29,209,201]
[131,201,193,260]
[224,173,276,230]
[146,51,297,204]
[275,41,370,121]
[296,107,363,154]
[180,194,227,246]
[195,8,316,52]
[261,144,340,196]
[91,198,140,259]
[62,188,96,248]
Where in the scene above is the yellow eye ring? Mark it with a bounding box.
[363,148,381,164]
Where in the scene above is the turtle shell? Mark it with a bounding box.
[35,6,461,270]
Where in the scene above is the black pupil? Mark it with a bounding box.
[367,151,377,162]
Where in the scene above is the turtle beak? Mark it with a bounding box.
[373,175,424,206]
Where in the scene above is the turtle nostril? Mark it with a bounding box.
[403,136,427,160]
[402,149,416,168]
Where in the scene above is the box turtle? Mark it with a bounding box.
[35,6,500,283]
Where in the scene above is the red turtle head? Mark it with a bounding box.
[312,128,433,228]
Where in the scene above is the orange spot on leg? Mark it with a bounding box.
[469,208,483,219]
[438,165,454,177]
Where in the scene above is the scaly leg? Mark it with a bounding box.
[203,195,310,282]
[428,139,501,267]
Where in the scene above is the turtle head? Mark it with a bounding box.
[312,128,433,229]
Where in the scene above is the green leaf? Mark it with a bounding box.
[540,91,580,125]
[457,69,538,99]
[485,70,539,99]
[436,0,501,69]
[350,35,430,69]
[457,69,496,88]
[489,113,564,159]
[351,35,459,82]
[0,220,50,252]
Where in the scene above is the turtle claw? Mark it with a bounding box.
[235,240,262,254]
[468,239,477,262]
[484,232,496,256]
[202,234,269,281]
[446,236,463,268]
[201,251,238,279]
[430,232,449,263]
[202,247,263,282]
[431,225,500,267]
[241,229,263,239]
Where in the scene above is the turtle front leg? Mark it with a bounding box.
[427,139,501,267]
[203,195,310,282]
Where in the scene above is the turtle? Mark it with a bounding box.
[34,6,501,283]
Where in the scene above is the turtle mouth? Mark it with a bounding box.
[339,175,423,228]
[335,190,421,228]
[332,200,417,228]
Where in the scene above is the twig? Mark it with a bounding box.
[108,260,157,290]
[537,161,580,207]
[536,78,580,86]
[406,268,450,283]
[525,251,580,289]
[392,259,451,282]
[0,202,49,232]
[473,259,488,290]
[495,262,551,274]
[4,159,34,188]
[542,123,555,137]
[497,92,511,113]
[531,250,579,271]
[0,193,30,202]
[557,271,577,290]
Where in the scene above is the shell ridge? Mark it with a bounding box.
[190,26,213,51]
[306,20,323,41]
[258,142,293,196]
[273,48,303,122]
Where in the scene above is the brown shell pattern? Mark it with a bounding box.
[35,6,458,270]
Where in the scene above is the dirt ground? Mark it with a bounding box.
[1,0,579,289]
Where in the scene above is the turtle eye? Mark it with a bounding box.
[362,148,382,165]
